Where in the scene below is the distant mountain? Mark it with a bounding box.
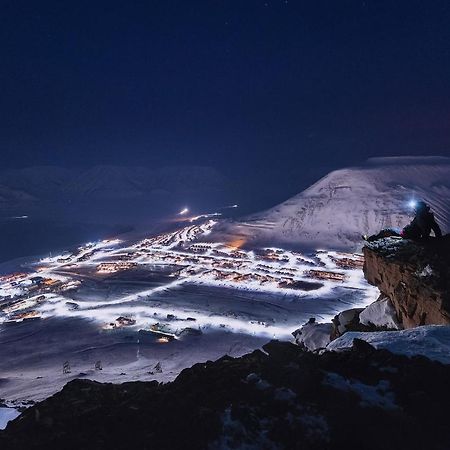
[0,185,35,204]
[0,166,74,198]
[216,156,450,250]
[58,166,151,199]
[3,158,449,248]
[0,165,226,199]
[0,165,231,223]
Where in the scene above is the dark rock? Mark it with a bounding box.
[1,341,450,450]
[175,327,202,338]
[363,235,450,328]
[351,338,376,355]
[331,307,368,340]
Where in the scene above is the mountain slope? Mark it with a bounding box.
[2,340,450,450]
[218,156,450,250]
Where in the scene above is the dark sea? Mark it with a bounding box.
[0,218,131,270]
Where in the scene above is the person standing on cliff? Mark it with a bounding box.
[364,200,442,241]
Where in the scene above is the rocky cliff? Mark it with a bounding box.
[363,236,450,328]
[1,340,450,450]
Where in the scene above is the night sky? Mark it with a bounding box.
[2,0,450,182]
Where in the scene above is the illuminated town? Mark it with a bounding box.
[0,219,373,343]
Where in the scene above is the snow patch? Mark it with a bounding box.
[324,373,398,410]
[417,264,434,278]
[327,325,450,364]
[273,387,297,402]
[245,373,271,391]
[292,319,332,351]
[333,308,363,335]
[359,296,401,329]
[0,407,20,430]
[210,407,281,450]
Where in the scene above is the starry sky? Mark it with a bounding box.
[2,0,450,187]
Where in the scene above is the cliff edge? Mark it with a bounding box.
[363,236,450,328]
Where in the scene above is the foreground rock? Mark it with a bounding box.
[292,317,333,350]
[359,294,401,329]
[1,340,450,450]
[363,235,450,328]
[295,296,402,351]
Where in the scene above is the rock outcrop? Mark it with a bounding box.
[359,294,402,330]
[1,340,450,450]
[331,307,368,340]
[363,236,450,328]
[292,317,333,350]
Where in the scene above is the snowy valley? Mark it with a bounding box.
[0,157,449,445]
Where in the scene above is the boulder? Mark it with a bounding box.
[331,308,365,340]
[359,295,401,330]
[292,318,332,351]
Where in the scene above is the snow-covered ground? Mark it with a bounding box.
[0,320,268,404]
[359,296,401,329]
[0,219,378,403]
[327,325,450,364]
[2,156,449,407]
[0,408,20,430]
[324,373,398,410]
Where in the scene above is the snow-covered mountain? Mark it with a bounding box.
[217,156,450,250]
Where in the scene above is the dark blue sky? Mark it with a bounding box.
[2,0,450,178]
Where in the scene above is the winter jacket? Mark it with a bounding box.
[402,211,442,239]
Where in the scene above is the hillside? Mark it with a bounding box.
[1,339,450,450]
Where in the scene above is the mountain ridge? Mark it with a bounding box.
[214,156,450,250]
